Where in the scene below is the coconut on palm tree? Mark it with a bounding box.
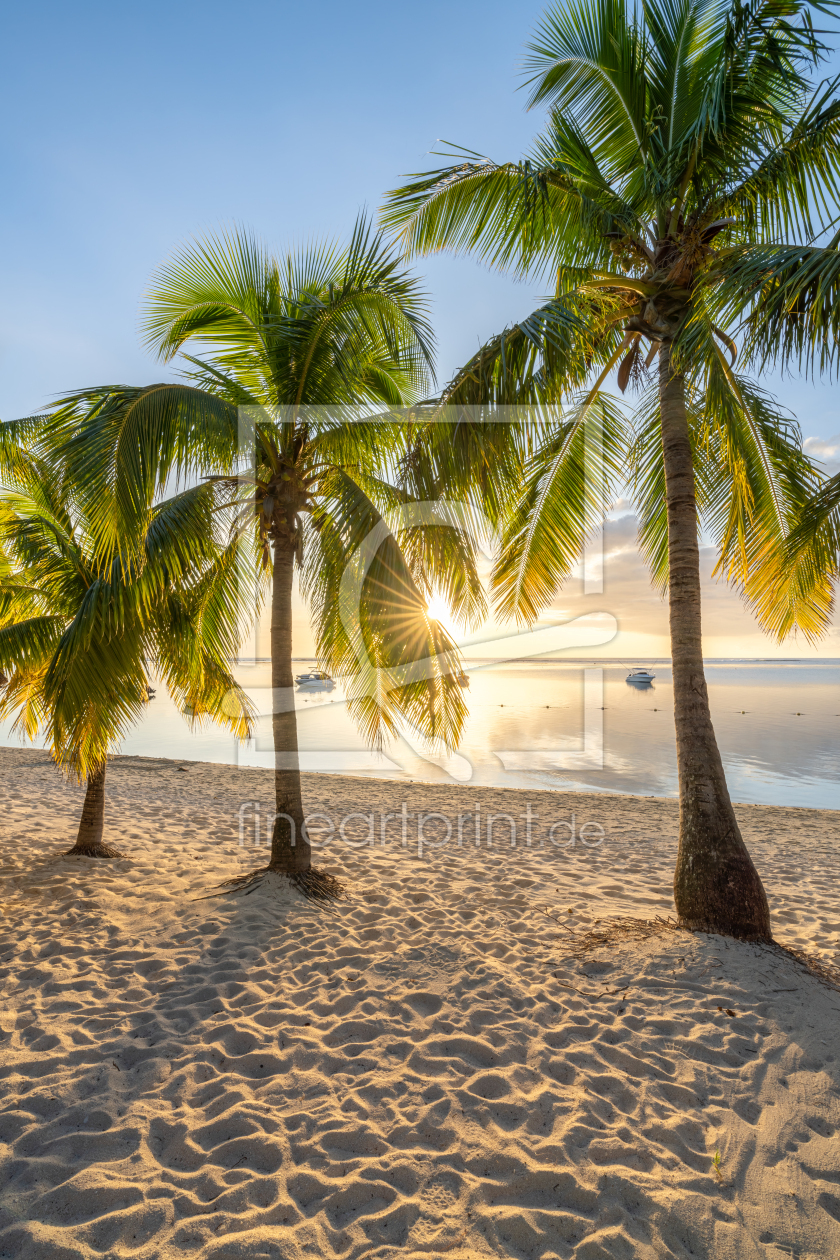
[0,425,253,858]
[49,221,477,895]
[382,0,839,939]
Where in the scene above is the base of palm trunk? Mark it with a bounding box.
[63,841,125,859]
[674,843,772,942]
[211,864,347,903]
[676,917,771,942]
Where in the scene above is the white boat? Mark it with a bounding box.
[294,670,335,689]
[455,671,470,687]
[626,668,655,684]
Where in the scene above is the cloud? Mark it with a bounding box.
[804,434,840,476]
[607,495,635,519]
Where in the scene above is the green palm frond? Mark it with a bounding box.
[142,226,282,363]
[785,469,840,577]
[435,290,627,409]
[382,139,634,278]
[701,375,834,638]
[643,0,729,168]
[0,615,67,675]
[142,216,435,409]
[46,384,240,561]
[494,392,628,622]
[716,79,840,240]
[523,0,649,177]
[710,237,840,376]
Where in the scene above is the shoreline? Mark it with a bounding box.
[4,743,839,814]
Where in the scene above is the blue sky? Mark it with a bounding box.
[0,0,543,414]
[1,0,839,466]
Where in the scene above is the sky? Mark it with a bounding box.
[2,0,839,659]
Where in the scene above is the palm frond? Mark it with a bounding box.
[716,78,840,241]
[710,238,840,377]
[494,392,628,622]
[524,0,649,180]
[301,468,469,751]
[46,384,240,562]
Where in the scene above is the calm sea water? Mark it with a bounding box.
[3,660,837,808]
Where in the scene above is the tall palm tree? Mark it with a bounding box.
[49,221,477,895]
[382,0,840,939]
[0,424,252,858]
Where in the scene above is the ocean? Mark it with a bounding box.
[4,659,836,809]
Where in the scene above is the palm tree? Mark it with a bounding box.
[48,221,477,895]
[0,425,252,858]
[382,0,840,939]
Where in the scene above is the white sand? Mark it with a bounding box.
[0,747,839,1259]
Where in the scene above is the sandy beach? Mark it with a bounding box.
[1,746,839,1259]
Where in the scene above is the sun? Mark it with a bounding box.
[425,594,454,629]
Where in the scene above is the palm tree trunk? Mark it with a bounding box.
[267,538,311,874]
[64,762,123,858]
[659,346,771,940]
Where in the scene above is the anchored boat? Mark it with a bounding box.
[294,670,335,690]
[626,668,655,685]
